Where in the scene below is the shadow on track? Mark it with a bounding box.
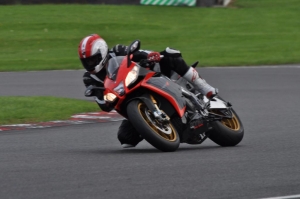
[63,144,242,155]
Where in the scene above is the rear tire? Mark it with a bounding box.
[208,108,244,146]
[127,100,180,152]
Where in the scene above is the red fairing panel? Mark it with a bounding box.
[141,74,186,117]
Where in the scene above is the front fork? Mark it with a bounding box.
[130,93,170,124]
[150,95,170,124]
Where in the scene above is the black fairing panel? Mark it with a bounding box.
[146,76,186,109]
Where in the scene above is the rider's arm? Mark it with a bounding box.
[111,44,162,70]
[93,92,114,112]
[83,72,114,112]
[111,44,151,61]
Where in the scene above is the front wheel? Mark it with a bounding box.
[208,108,244,146]
[127,100,180,152]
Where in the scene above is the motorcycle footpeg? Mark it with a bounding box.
[190,119,204,130]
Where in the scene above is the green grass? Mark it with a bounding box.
[1,0,300,125]
[0,0,300,72]
[0,96,99,125]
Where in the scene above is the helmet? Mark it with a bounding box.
[78,34,109,73]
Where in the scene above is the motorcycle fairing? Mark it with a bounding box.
[142,76,186,117]
[203,97,228,109]
[106,56,125,81]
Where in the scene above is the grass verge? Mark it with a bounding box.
[0,96,99,125]
[0,0,299,125]
[0,0,300,72]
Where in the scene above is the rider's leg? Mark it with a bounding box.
[117,119,143,148]
[159,47,218,99]
[182,66,218,99]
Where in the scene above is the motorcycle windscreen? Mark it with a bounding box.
[106,56,125,81]
[145,76,186,110]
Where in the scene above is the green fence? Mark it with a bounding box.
[140,0,196,6]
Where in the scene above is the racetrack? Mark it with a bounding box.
[1,66,300,199]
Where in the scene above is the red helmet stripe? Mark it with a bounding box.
[84,36,95,57]
[78,34,101,58]
[78,36,91,58]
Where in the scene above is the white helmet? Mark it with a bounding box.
[78,34,109,73]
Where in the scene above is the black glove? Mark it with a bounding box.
[83,72,101,87]
[83,72,104,97]
[139,59,155,69]
[83,72,114,112]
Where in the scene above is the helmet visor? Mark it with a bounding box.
[80,53,102,72]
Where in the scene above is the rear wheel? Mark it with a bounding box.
[127,100,180,152]
[208,108,244,146]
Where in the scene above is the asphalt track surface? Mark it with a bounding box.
[0,66,300,199]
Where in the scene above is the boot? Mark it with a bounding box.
[183,67,218,99]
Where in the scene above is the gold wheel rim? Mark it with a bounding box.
[137,103,177,141]
[211,110,240,131]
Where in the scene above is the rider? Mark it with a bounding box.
[78,34,218,148]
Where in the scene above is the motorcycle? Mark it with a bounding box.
[85,40,244,152]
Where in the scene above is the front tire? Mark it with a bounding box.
[208,108,244,146]
[127,100,180,152]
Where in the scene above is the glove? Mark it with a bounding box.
[83,72,104,98]
[139,59,155,68]
[147,52,161,63]
[83,72,94,87]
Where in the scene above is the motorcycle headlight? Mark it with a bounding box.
[104,93,117,102]
[125,65,139,87]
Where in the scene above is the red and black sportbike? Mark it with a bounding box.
[85,40,244,152]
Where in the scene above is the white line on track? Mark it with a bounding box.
[260,194,300,199]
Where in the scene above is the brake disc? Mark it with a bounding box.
[144,110,172,135]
